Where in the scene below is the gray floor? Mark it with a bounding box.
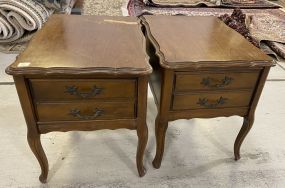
[1,52,285,187]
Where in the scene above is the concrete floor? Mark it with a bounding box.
[1,52,285,187]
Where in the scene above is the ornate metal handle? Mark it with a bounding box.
[69,108,104,120]
[197,97,228,108]
[65,85,103,98]
[201,76,233,88]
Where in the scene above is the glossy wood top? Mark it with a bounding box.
[6,15,152,76]
[142,15,274,69]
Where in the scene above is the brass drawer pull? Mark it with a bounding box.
[201,76,233,88]
[65,85,103,98]
[197,97,228,108]
[69,108,104,120]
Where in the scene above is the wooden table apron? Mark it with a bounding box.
[12,73,149,183]
[141,15,274,169]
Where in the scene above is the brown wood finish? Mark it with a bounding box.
[35,101,136,121]
[136,76,149,177]
[30,79,136,100]
[168,107,249,120]
[152,69,173,168]
[234,67,271,160]
[6,15,152,76]
[172,91,253,110]
[38,119,137,134]
[13,76,49,183]
[6,15,151,183]
[141,16,272,69]
[175,71,260,92]
[141,15,275,169]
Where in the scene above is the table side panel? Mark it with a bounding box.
[149,69,162,107]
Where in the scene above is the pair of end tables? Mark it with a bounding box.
[6,15,274,183]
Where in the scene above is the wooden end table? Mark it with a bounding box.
[6,15,152,183]
[141,15,275,169]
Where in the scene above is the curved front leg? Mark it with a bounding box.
[136,123,148,177]
[27,133,49,183]
[234,115,254,160]
[152,116,168,169]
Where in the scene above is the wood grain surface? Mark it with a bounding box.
[142,15,274,69]
[6,15,152,75]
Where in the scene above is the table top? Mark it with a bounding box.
[6,15,152,76]
[142,15,274,69]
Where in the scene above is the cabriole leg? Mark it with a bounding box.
[136,123,148,177]
[27,133,49,183]
[234,115,254,160]
[152,116,168,169]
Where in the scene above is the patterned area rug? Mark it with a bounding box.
[248,11,285,44]
[267,41,285,59]
[275,0,285,7]
[146,0,280,8]
[146,0,219,7]
[246,8,285,59]
[128,0,285,59]
[129,2,284,17]
[220,0,280,8]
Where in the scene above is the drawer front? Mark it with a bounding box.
[36,102,135,122]
[30,79,136,101]
[175,71,260,92]
[172,91,253,110]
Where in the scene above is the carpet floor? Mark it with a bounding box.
[82,0,128,16]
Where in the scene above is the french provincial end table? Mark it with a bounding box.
[6,15,152,183]
[141,15,275,169]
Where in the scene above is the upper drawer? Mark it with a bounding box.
[175,71,260,92]
[30,79,136,101]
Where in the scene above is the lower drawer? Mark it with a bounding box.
[172,91,253,110]
[35,101,136,122]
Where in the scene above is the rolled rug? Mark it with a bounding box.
[34,0,61,10]
[0,0,52,44]
[35,0,77,14]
